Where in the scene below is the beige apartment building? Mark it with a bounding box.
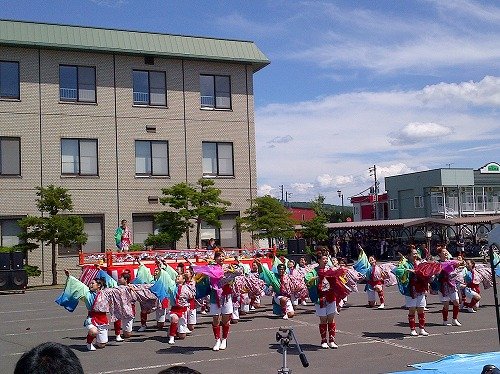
[0,20,269,284]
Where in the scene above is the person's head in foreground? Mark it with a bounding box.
[15,342,84,374]
[158,366,201,374]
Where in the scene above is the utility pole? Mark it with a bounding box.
[280,185,284,202]
[369,165,378,220]
[285,191,292,202]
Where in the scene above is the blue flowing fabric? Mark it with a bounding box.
[55,275,91,312]
[97,269,118,288]
[389,351,500,374]
[493,252,500,277]
[353,248,370,276]
[132,264,154,284]
[149,268,176,303]
[195,275,211,299]
[271,256,283,273]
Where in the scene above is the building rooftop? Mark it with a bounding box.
[0,19,270,72]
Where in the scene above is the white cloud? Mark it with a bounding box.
[284,2,500,74]
[258,184,275,197]
[419,76,500,106]
[388,122,454,145]
[267,135,293,146]
[375,163,422,179]
[291,183,314,193]
[317,174,353,187]
[256,76,500,203]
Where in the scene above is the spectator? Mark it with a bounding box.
[14,342,84,374]
[206,238,216,250]
[158,366,201,374]
[482,365,500,374]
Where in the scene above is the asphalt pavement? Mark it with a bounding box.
[1,284,498,374]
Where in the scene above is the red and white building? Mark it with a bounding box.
[351,194,388,222]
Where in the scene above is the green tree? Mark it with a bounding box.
[159,179,230,248]
[144,211,188,249]
[18,185,87,285]
[237,195,295,247]
[302,195,330,244]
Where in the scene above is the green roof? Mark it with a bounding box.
[0,20,270,72]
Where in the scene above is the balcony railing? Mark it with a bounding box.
[133,91,149,104]
[201,95,214,108]
[60,87,77,100]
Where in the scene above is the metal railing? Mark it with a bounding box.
[201,95,215,108]
[60,87,77,100]
[133,91,149,104]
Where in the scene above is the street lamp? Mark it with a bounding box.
[337,190,344,215]
[425,230,432,259]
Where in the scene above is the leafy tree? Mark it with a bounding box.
[328,208,353,223]
[144,211,188,249]
[18,185,87,285]
[302,194,330,244]
[237,195,295,247]
[159,179,230,248]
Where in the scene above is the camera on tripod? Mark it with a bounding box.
[276,327,309,374]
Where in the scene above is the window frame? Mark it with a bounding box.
[389,199,398,210]
[0,218,23,247]
[0,136,21,176]
[135,140,169,177]
[202,141,234,177]
[200,74,232,110]
[132,70,167,107]
[59,215,104,256]
[414,196,423,208]
[60,138,99,176]
[59,64,97,103]
[0,60,20,100]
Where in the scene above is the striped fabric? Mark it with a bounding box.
[79,266,100,286]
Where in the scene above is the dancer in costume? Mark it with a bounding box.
[436,248,462,326]
[167,273,196,344]
[57,270,110,351]
[114,219,131,252]
[462,259,482,313]
[257,261,296,320]
[249,260,262,309]
[135,262,168,332]
[365,256,386,309]
[192,251,242,351]
[184,266,198,333]
[393,248,441,336]
[305,253,349,349]
[113,271,134,341]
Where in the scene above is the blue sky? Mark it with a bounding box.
[2,0,499,205]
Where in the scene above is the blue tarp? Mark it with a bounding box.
[390,352,500,374]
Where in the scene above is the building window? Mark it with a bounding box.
[0,137,21,176]
[202,142,234,177]
[59,65,96,103]
[135,140,169,176]
[201,213,239,248]
[133,70,166,106]
[0,219,22,246]
[200,74,231,109]
[201,221,220,248]
[132,215,159,245]
[0,61,20,99]
[59,216,103,255]
[61,138,98,176]
[389,199,398,210]
[414,196,423,208]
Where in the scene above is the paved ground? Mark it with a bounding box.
[1,284,498,374]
